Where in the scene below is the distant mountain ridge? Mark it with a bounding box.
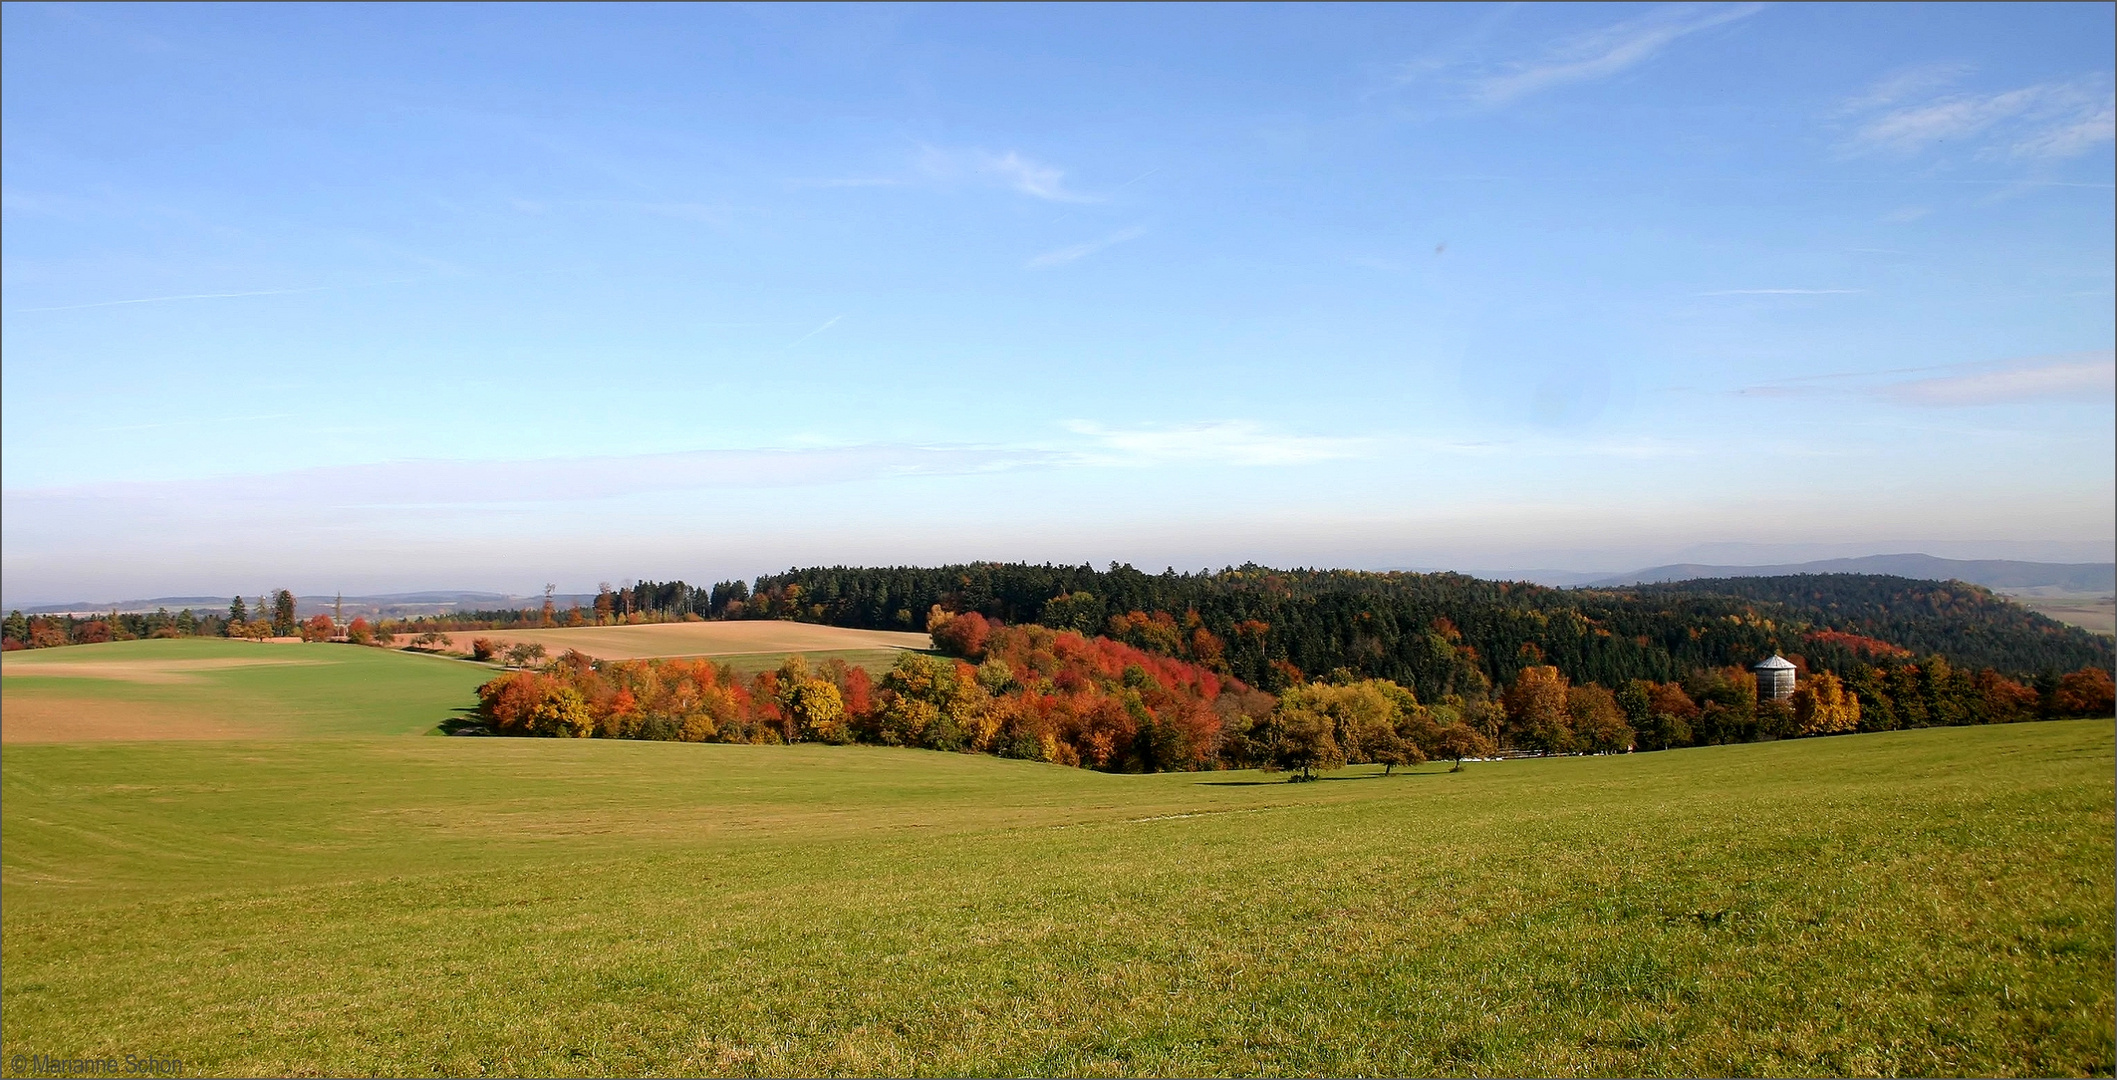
[14,554,2112,616]
[1587,554,2114,593]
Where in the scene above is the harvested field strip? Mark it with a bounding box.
[0,657,328,683]
[422,620,931,661]
[715,648,922,676]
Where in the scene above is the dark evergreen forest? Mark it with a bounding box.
[709,564,2112,698]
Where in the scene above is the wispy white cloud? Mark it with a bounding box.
[629,201,734,225]
[979,151,1084,201]
[1881,352,2115,406]
[1738,351,2117,407]
[786,177,905,189]
[1399,434,1699,460]
[1838,64,1974,114]
[914,146,1099,203]
[10,285,337,313]
[2,421,1376,527]
[1063,421,1372,467]
[1853,85,2048,154]
[1843,73,2116,160]
[1423,3,1765,107]
[1699,288,1863,296]
[801,147,1109,203]
[3,445,1068,520]
[8,264,575,315]
[2009,98,2117,159]
[1025,226,1147,269]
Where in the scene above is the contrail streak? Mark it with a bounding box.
[787,314,845,347]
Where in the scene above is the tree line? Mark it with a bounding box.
[471,605,2115,772]
[372,564,2112,705]
[4,590,400,650]
[745,564,2111,687]
[4,607,228,649]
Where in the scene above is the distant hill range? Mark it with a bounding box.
[9,591,599,619]
[1586,554,2114,593]
[12,554,2112,618]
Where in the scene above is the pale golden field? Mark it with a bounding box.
[2004,594,2117,637]
[422,620,933,661]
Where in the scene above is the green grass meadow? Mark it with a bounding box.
[1,638,496,738]
[1,641,2112,1076]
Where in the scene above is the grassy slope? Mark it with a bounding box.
[3,720,2111,1077]
[1,638,496,738]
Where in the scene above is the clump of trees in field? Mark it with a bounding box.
[380,580,721,633]
[471,607,1498,774]
[216,590,403,647]
[474,611,1259,766]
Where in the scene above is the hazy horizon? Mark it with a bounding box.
[5,4,2111,603]
[8,540,2115,612]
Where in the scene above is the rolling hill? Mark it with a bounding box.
[1588,554,2115,592]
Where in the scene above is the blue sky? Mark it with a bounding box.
[3,2,2112,602]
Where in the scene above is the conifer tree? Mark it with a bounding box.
[272,590,297,638]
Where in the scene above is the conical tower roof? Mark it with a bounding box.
[1754,654,1796,670]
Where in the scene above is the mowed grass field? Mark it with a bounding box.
[0,639,495,742]
[1,642,2112,1077]
[0,631,930,744]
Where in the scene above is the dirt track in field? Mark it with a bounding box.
[421,621,932,661]
[0,657,326,684]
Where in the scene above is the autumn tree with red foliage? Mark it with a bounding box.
[1804,630,1911,659]
[1972,669,2040,724]
[2052,667,2115,718]
[929,610,992,659]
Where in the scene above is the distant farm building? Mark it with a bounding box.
[1754,654,1797,701]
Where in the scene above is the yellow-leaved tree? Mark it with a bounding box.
[529,684,594,738]
[1792,671,1861,735]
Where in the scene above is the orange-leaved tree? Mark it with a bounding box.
[1503,665,1573,753]
[2053,667,2115,717]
